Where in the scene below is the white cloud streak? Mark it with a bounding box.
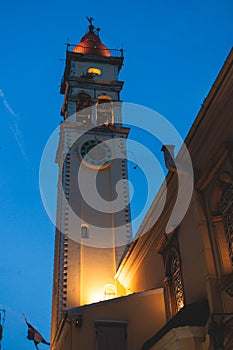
[0,89,17,117]
[0,89,27,159]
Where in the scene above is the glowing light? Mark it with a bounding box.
[98,95,112,100]
[177,300,184,311]
[87,290,103,304]
[88,67,101,76]
[103,284,117,300]
[82,284,117,305]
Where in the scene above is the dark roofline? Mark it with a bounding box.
[67,288,163,315]
[141,300,209,350]
[184,47,233,150]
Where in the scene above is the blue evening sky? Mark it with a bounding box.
[0,0,232,349]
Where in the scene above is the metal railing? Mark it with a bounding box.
[66,44,124,57]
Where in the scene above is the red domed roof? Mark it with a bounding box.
[73,27,110,57]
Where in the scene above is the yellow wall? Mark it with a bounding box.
[55,289,166,350]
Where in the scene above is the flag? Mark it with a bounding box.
[23,315,50,349]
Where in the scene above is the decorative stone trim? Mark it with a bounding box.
[196,143,233,191]
[151,326,205,350]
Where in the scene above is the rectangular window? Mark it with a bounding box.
[81,225,89,239]
[95,321,127,350]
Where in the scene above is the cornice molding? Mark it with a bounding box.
[195,143,233,191]
[152,326,205,350]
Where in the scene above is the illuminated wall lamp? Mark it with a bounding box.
[75,314,82,328]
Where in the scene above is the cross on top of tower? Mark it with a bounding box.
[86,16,94,24]
[86,16,95,33]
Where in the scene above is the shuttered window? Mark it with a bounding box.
[95,321,127,350]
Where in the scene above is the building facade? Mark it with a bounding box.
[51,20,233,350]
[51,19,132,345]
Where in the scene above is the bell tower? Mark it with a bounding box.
[51,19,132,342]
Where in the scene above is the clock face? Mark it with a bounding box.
[80,139,112,168]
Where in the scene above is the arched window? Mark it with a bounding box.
[170,254,185,312]
[87,67,102,76]
[76,93,92,124]
[76,93,91,110]
[81,225,89,239]
[97,95,113,125]
[220,184,233,268]
[103,284,117,300]
[164,251,184,317]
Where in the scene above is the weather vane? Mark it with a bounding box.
[86,16,94,25]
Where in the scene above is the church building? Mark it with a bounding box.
[51,19,233,350]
